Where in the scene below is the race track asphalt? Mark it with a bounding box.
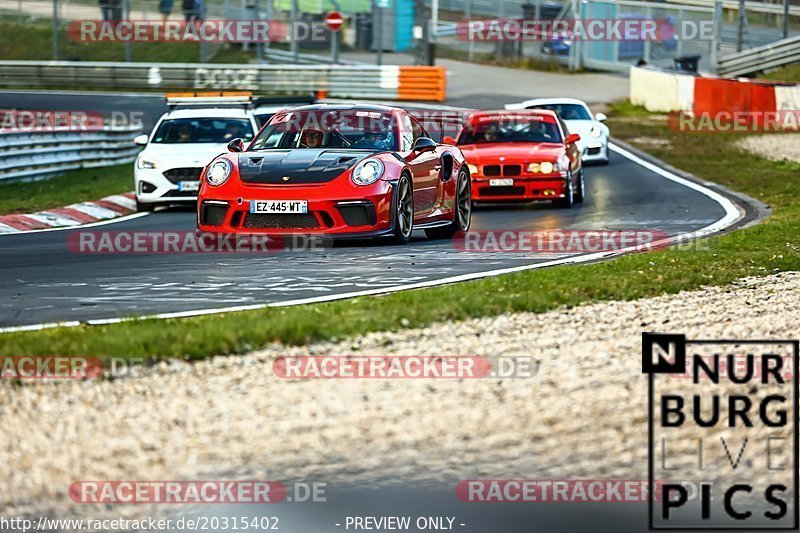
[0,144,730,328]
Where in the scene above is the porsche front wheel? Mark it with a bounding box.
[392,175,414,244]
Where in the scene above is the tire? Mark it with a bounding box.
[574,170,585,204]
[391,174,414,244]
[554,173,574,209]
[426,168,472,239]
[136,199,155,212]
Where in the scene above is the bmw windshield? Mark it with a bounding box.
[458,116,562,145]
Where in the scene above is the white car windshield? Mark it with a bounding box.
[152,118,255,144]
[529,104,592,121]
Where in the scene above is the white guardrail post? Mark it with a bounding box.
[0,124,143,182]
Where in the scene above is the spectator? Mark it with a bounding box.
[194,0,206,22]
[158,0,174,22]
[99,0,113,21]
[182,0,197,22]
[110,0,124,21]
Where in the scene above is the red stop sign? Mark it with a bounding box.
[324,11,344,32]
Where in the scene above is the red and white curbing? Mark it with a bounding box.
[0,192,137,234]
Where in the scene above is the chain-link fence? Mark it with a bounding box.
[431,0,800,72]
[0,0,797,71]
[0,0,377,63]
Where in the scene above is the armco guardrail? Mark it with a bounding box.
[0,125,142,182]
[717,35,800,77]
[0,62,448,102]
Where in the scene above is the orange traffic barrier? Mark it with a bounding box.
[397,66,447,102]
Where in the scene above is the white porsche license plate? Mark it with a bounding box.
[489,178,514,187]
[249,200,308,214]
[178,181,199,192]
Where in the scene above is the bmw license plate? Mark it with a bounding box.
[250,200,308,214]
[178,181,199,192]
[489,178,514,187]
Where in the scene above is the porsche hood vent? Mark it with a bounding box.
[238,149,370,185]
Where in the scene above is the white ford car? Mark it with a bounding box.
[505,98,610,164]
[133,101,259,211]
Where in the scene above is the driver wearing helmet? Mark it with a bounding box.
[354,130,392,150]
[300,129,324,148]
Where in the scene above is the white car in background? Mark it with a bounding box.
[505,98,610,164]
[133,97,259,212]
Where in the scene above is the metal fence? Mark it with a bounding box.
[0,124,142,181]
[430,0,800,73]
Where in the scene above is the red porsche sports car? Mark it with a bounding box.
[197,104,471,243]
[443,110,584,208]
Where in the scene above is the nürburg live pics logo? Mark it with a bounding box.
[643,332,799,529]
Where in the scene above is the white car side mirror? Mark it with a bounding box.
[595,112,607,122]
[133,134,149,146]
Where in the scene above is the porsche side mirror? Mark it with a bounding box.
[412,137,437,153]
[595,112,607,122]
[227,138,245,153]
[442,135,456,145]
[133,134,148,146]
[566,133,581,145]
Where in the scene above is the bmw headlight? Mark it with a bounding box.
[590,125,603,138]
[137,157,161,169]
[467,164,479,175]
[206,159,232,186]
[351,159,385,186]
[527,162,561,174]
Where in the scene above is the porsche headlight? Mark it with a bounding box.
[467,164,479,175]
[137,157,161,169]
[206,159,232,186]
[590,125,603,138]
[351,159,384,186]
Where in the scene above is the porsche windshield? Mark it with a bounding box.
[526,103,592,120]
[151,118,254,144]
[250,110,398,151]
[458,117,562,145]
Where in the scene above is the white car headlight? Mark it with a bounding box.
[467,164,479,175]
[540,161,554,174]
[137,157,161,169]
[590,125,603,138]
[206,159,232,186]
[351,159,384,186]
